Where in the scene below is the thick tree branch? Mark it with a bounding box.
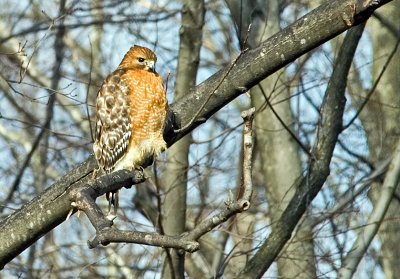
[240,21,367,279]
[169,0,390,142]
[0,0,392,269]
[70,108,254,254]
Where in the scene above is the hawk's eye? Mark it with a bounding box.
[138,58,145,62]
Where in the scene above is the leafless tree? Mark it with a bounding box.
[0,0,398,278]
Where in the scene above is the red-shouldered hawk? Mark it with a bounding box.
[93,45,168,216]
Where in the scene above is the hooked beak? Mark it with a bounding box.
[145,60,155,72]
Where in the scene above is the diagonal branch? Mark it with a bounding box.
[0,0,392,269]
[70,108,254,253]
[240,21,367,279]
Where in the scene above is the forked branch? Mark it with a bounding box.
[71,108,255,251]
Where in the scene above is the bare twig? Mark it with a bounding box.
[90,228,200,252]
[0,13,179,45]
[3,1,67,209]
[257,83,313,158]
[1,129,46,212]
[71,179,195,252]
[18,11,58,83]
[338,140,400,279]
[174,49,248,134]
[310,156,392,227]
[240,21,366,279]
[241,23,252,51]
[86,38,94,143]
[0,41,27,56]
[74,108,255,252]
[0,0,393,268]
[239,107,255,203]
[343,36,400,130]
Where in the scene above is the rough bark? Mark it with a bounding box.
[226,0,316,277]
[240,11,365,278]
[0,0,392,269]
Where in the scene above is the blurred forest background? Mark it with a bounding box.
[0,0,399,278]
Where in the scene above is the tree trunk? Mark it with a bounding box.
[161,1,205,278]
[364,4,400,278]
[226,0,316,277]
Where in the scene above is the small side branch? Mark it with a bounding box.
[240,107,255,203]
[89,228,200,252]
[73,108,255,252]
[174,49,249,134]
[68,169,146,226]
